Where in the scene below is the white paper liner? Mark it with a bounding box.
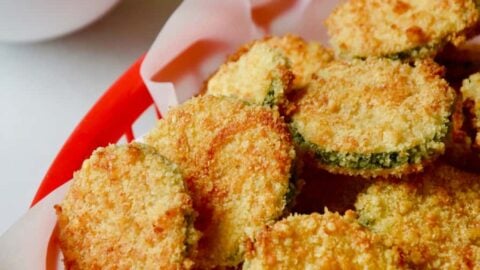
[140,0,337,114]
[0,182,70,269]
[0,1,344,268]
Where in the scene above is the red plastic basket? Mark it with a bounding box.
[31,55,158,206]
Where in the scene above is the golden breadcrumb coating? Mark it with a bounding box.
[259,34,334,89]
[55,143,198,270]
[461,72,480,147]
[206,43,293,106]
[291,58,455,177]
[326,0,480,59]
[356,163,480,269]
[244,211,401,270]
[145,96,295,268]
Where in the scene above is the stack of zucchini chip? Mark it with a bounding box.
[205,34,335,108]
[145,96,296,268]
[55,1,480,267]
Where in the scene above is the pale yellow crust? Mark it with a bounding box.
[461,72,480,147]
[291,58,455,176]
[55,143,198,270]
[145,96,295,268]
[355,163,480,269]
[206,43,293,106]
[204,34,333,108]
[259,34,334,89]
[326,0,479,59]
[244,211,401,270]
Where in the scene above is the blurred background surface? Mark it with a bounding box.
[0,0,182,235]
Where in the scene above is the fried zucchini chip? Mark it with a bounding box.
[290,58,455,177]
[244,211,401,270]
[205,43,293,107]
[356,163,480,269]
[326,0,479,59]
[145,96,296,268]
[55,143,198,270]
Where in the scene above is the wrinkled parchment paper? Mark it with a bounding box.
[140,0,337,114]
[0,1,337,268]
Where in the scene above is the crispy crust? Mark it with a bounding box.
[144,96,295,268]
[355,163,480,269]
[206,43,293,106]
[291,58,455,177]
[259,34,334,89]
[326,0,479,59]
[244,211,401,269]
[204,34,333,108]
[55,143,198,270]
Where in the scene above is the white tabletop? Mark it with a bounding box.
[0,0,181,235]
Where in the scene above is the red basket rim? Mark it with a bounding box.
[31,55,155,206]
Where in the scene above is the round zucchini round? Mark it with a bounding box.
[290,58,455,177]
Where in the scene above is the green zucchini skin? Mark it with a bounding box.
[183,213,198,257]
[283,158,303,211]
[262,84,280,107]
[353,40,443,61]
[384,41,444,61]
[289,123,449,171]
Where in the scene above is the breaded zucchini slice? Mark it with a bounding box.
[290,58,455,177]
[461,72,480,148]
[355,163,480,269]
[326,0,480,59]
[55,143,198,270]
[145,96,296,268]
[259,34,334,89]
[243,211,401,270]
[205,43,293,106]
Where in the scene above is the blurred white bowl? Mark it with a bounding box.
[0,0,120,43]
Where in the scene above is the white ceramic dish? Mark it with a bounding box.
[0,0,120,43]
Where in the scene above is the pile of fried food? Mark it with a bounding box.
[55,1,480,269]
